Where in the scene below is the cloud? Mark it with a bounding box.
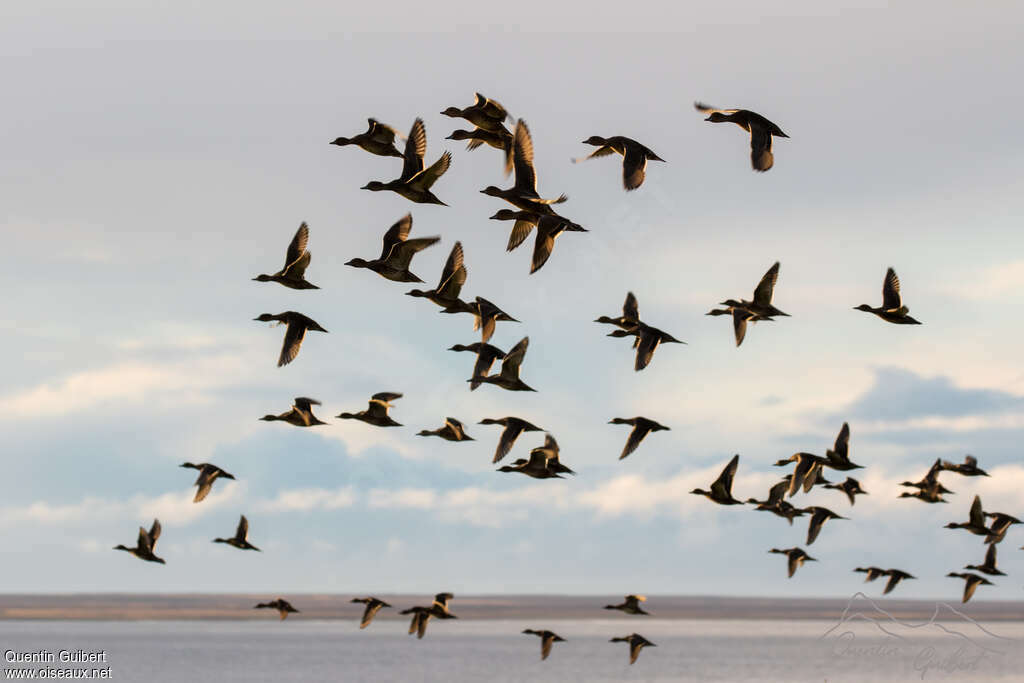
[256,486,357,513]
[844,367,1024,422]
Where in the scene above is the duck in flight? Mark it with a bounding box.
[595,292,641,333]
[823,422,863,471]
[854,566,885,583]
[462,296,518,344]
[336,392,403,427]
[694,102,788,172]
[574,136,665,190]
[691,454,744,505]
[965,544,1006,576]
[330,118,404,158]
[498,437,568,479]
[609,322,685,372]
[609,417,670,460]
[449,342,506,391]
[406,241,468,311]
[114,519,164,564]
[213,515,260,551]
[400,593,456,639]
[489,209,584,253]
[532,434,576,476]
[362,118,451,205]
[720,261,789,320]
[899,458,952,503]
[529,214,588,275]
[180,462,236,503]
[880,569,915,595]
[769,547,817,578]
[823,477,868,506]
[346,213,440,283]
[254,598,299,620]
[522,629,566,661]
[441,93,511,133]
[946,573,994,604]
[984,511,1021,545]
[805,506,847,545]
[470,336,535,391]
[481,120,568,212]
[252,222,318,290]
[351,597,392,629]
[254,312,327,367]
[260,397,327,427]
[854,267,922,325]
[940,455,988,477]
[478,417,543,463]
[747,480,807,525]
[610,634,656,665]
[447,127,514,176]
[775,452,829,498]
[705,306,772,347]
[604,595,649,615]
[418,417,474,442]
[945,495,992,537]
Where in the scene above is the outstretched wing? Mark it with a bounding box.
[753,262,780,306]
[283,222,309,271]
[882,267,902,310]
[399,118,427,182]
[512,120,538,194]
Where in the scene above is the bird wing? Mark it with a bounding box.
[372,392,402,403]
[506,217,536,252]
[731,307,748,347]
[694,102,739,115]
[882,268,902,310]
[622,292,639,322]
[399,118,427,182]
[391,236,441,270]
[963,577,980,603]
[753,262,780,306]
[380,213,413,260]
[629,640,643,665]
[882,573,900,595]
[148,519,162,548]
[283,250,311,280]
[969,495,985,527]
[416,612,430,638]
[622,145,648,190]
[788,552,800,578]
[832,423,851,462]
[278,320,307,367]
[512,120,538,194]
[367,118,398,144]
[293,397,320,412]
[500,337,529,379]
[193,470,214,503]
[137,526,152,554]
[436,242,467,297]
[749,124,774,171]
[236,515,249,542]
[361,602,384,629]
[807,509,828,545]
[492,423,522,463]
[633,327,661,371]
[530,220,560,274]
[540,634,553,660]
[711,454,740,499]
[619,425,648,460]
[408,151,452,191]
[283,222,309,271]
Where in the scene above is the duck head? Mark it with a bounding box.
[252,274,274,282]
[345,258,370,269]
[489,209,520,221]
[480,186,504,197]
[329,137,350,146]
[853,304,874,312]
[405,289,428,298]
[581,135,608,146]
[705,112,731,123]
[440,107,463,118]
[253,314,277,322]
[361,181,387,192]
[445,130,474,141]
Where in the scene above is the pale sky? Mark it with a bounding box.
[3,2,1024,600]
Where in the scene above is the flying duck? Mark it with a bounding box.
[351,597,392,628]
[804,506,847,545]
[595,292,641,332]
[529,214,589,274]
[418,417,474,441]
[481,120,568,212]
[747,480,807,525]
[609,417,670,460]
[449,342,506,390]
[720,261,789,320]
[574,136,665,190]
[113,519,164,564]
[691,454,744,505]
[180,462,236,503]
[965,544,1006,576]
[823,477,868,506]
[470,336,535,391]
[769,547,817,578]
[522,629,566,661]
[945,495,992,536]
[346,213,440,283]
[694,102,789,171]
[461,296,518,344]
[440,93,511,132]
[498,440,566,479]
[705,306,771,347]
[213,515,260,551]
[984,512,1021,545]
[775,452,829,497]
[252,222,318,290]
[447,127,514,175]
[400,593,456,639]
[260,397,327,427]
[361,118,451,205]
[854,566,886,583]
[854,268,922,324]
[489,209,584,253]
[610,634,656,665]
[880,569,915,595]
[479,417,543,463]
[253,312,327,367]
[823,423,863,471]
[609,322,685,372]
[946,573,993,604]
[406,241,468,310]
[604,595,649,615]
[254,598,299,620]
[940,455,989,477]
[330,118,404,158]
[533,434,576,476]
[336,392,403,427]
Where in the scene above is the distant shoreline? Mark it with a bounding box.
[2,594,1022,621]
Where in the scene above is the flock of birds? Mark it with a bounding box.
[110,92,1017,665]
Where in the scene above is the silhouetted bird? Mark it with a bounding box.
[462,296,518,344]
[254,312,327,367]
[180,462,235,503]
[854,566,885,583]
[609,417,670,460]
[940,455,988,477]
[965,544,1006,576]
[804,506,847,545]
[213,515,260,551]
[720,261,789,319]
[823,477,868,506]
[418,417,474,442]
[479,417,543,463]
[253,222,318,290]
[447,127,514,176]
[449,342,506,391]
[691,454,744,505]
[946,573,993,604]
[529,214,588,275]
[522,629,566,661]
[695,102,788,171]
[345,213,440,283]
[854,268,922,324]
[945,495,992,537]
[481,120,567,212]
[881,569,915,595]
[769,547,816,578]
[595,292,640,332]
[254,599,299,620]
[574,136,665,190]
[441,93,511,132]
[351,597,392,629]
[470,336,535,391]
[113,519,163,564]
[604,595,649,615]
[406,242,468,310]
[260,397,327,427]
[330,118,404,158]
[362,118,451,205]
[336,392,403,427]
[400,593,456,639]
[984,512,1021,545]
[610,634,656,665]
[823,423,863,471]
